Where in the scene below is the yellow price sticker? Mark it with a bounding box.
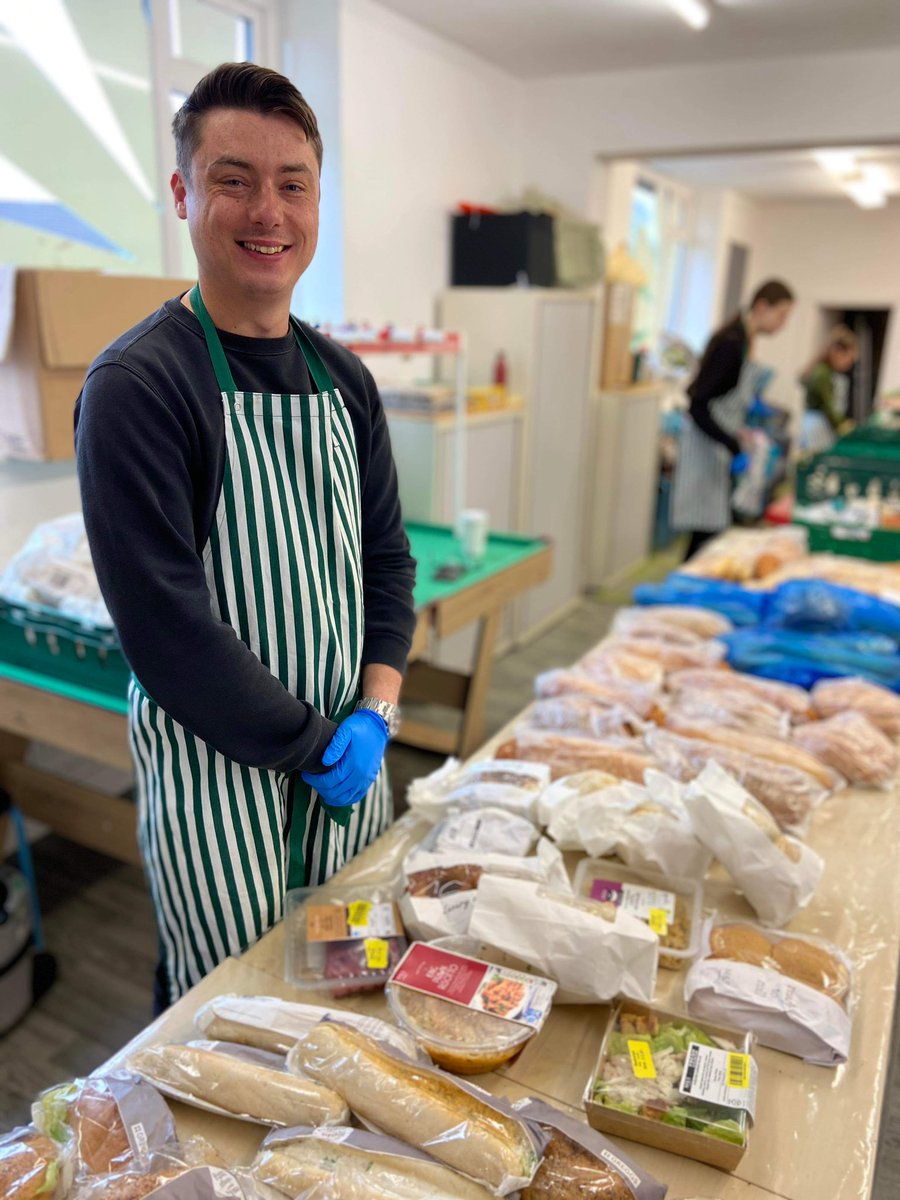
[648,908,669,937]
[727,1052,751,1090]
[627,1039,657,1080]
[364,937,389,970]
[347,900,372,928]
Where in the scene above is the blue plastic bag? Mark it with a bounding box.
[720,628,900,691]
[634,575,766,627]
[763,580,900,639]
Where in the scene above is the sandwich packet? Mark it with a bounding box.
[254,1125,498,1199]
[407,758,549,822]
[467,875,659,1004]
[0,1125,75,1200]
[128,1040,349,1127]
[33,1071,175,1178]
[289,1017,548,1196]
[518,696,647,741]
[534,667,660,719]
[685,921,853,1066]
[682,761,823,927]
[72,1162,261,1200]
[512,1097,668,1199]
[193,993,422,1060]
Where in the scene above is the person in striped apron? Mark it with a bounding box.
[671,280,794,561]
[75,64,416,1010]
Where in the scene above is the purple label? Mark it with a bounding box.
[590,880,623,905]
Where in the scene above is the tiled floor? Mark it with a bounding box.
[1,595,898,1197]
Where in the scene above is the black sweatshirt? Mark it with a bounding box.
[75,297,416,775]
[686,314,748,457]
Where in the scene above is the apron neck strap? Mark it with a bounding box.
[189,284,335,396]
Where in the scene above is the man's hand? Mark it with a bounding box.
[301,709,389,807]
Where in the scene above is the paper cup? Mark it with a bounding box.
[459,509,488,561]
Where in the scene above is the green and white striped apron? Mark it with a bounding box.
[128,286,391,1003]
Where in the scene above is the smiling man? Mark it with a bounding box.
[75,63,416,1011]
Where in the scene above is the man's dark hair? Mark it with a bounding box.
[172,62,323,178]
[750,279,794,308]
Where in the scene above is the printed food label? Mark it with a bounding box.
[364,938,389,969]
[590,880,678,923]
[678,1042,757,1119]
[307,901,403,943]
[627,1039,657,1079]
[390,942,556,1030]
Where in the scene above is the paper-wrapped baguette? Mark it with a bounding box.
[256,1130,494,1199]
[291,1023,539,1193]
[128,1042,348,1127]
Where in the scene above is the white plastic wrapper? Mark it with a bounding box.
[533,667,661,719]
[683,761,823,927]
[614,605,733,640]
[685,920,853,1066]
[578,771,713,880]
[288,1019,548,1196]
[400,839,571,942]
[0,513,112,627]
[254,1125,495,1199]
[33,1071,175,1178]
[127,1040,349,1127]
[417,807,538,857]
[518,696,647,741]
[467,875,659,1004]
[193,994,422,1061]
[407,759,549,822]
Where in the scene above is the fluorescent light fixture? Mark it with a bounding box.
[843,168,888,210]
[813,149,858,176]
[666,0,712,30]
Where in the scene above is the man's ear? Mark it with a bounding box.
[171,170,188,219]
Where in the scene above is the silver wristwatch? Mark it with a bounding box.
[356,696,401,738]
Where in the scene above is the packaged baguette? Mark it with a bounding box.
[407,758,549,822]
[662,686,791,739]
[792,712,898,788]
[593,635,726,674]
[682,761,823,927]
[666,667,812,722]
[646,728,826,834]
[511,1097,668,1200]
[577,646,666,690]
[811,675,900,738]
[616,604,733,640]
[685,921,853,1065]
[193,994,421,1060]
[533,668,660,720]
[0,1126,74,1200]
[467,875,659,1004]
[495,731,655,784]
[33,1073,175,1178]
[520,697,646,740]
[288,1020,547,1196]
[127,1040,349,1127]
[72,1162,256,1200]
[254,1124,495,1199]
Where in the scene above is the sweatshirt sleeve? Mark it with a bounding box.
[355,363,417,673]
[75,361,335,772]
[687,336,743,457]
[804,363,842,431]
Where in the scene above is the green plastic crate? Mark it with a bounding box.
[0,597,130,700]
[793,518,900,563]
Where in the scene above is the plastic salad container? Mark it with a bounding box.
[572,859,703,969]
[384,936,555,1075]
[284,887,407,998]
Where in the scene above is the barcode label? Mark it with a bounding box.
[727,1052,750,1090]
[679,1041,757,1119]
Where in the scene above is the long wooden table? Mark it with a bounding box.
[0,525,550,862]
[97,690,900,1200]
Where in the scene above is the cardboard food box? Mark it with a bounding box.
[584,1000,755,1172]
[0,268,192,461]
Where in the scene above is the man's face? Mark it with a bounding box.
[171,108,319,308]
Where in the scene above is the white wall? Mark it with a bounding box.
[0,462,81,567]
[526,47,900,216]
[339,0,524,326]
[750,196,900,419]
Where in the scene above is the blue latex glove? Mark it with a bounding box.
[731,452,749,477]
[301,709,389,808]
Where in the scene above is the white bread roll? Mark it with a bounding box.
[256,1139,494,1199]
[292,1023,537,1190]
[128,1044,348,1126]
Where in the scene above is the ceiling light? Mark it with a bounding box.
[842,168,888,210]
[666,0,712,31]
[813,149,858,176]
